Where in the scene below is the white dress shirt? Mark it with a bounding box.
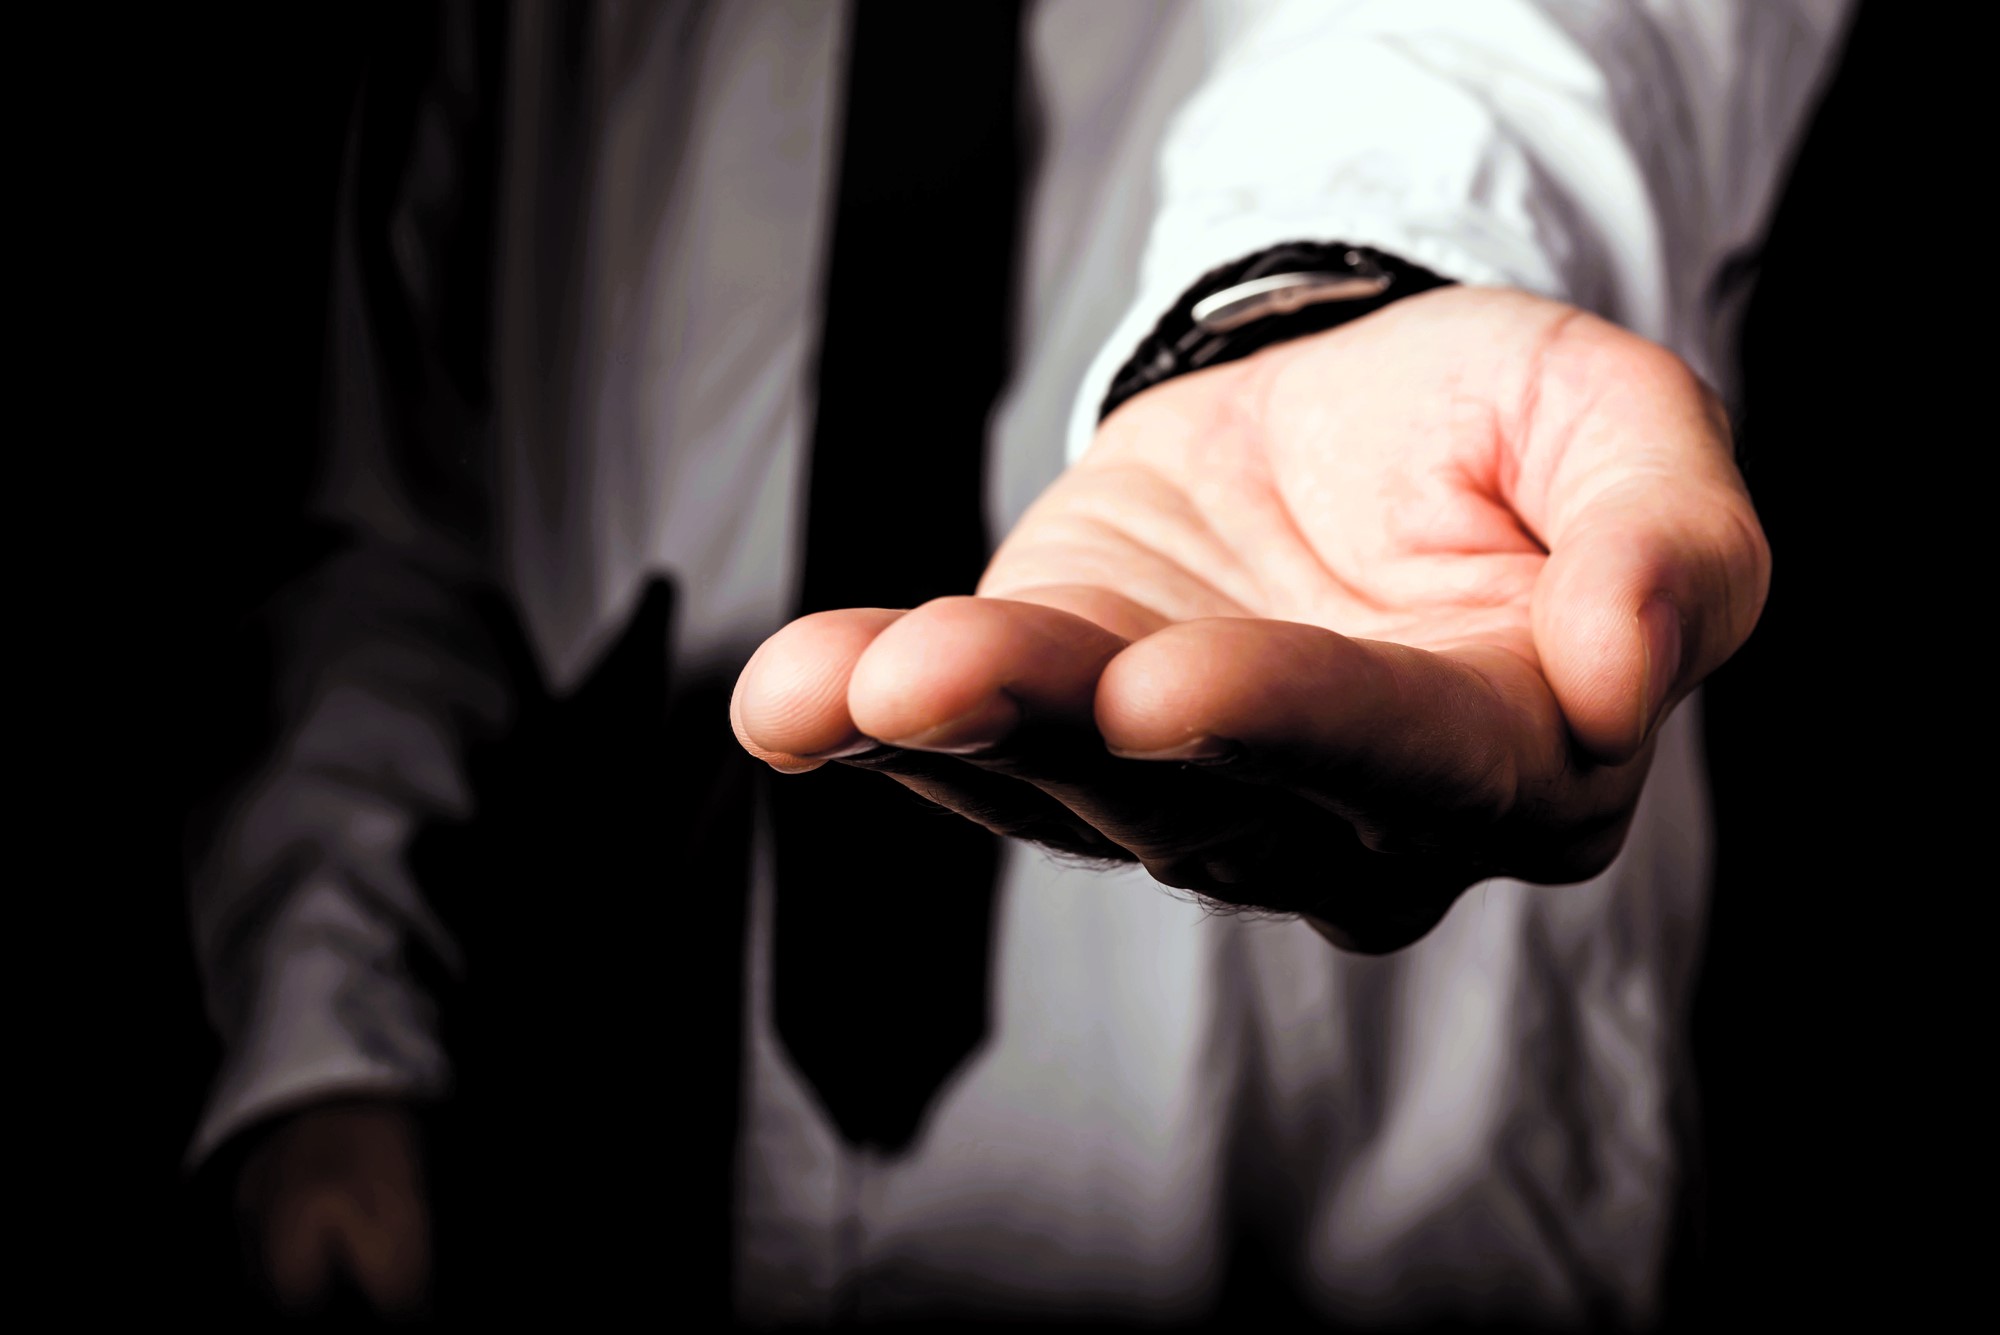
[185,1,1852,1326]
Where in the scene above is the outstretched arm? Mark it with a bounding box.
[733,0,1851,949]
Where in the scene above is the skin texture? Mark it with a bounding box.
[733,287,1769,950]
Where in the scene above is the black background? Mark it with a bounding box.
[22,1,1974,1328]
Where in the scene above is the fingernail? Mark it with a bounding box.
[1639,596,1684,739]
[1106,736,1234,763]
[882,693,1023,754]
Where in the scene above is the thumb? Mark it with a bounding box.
[1530,376,1770,766]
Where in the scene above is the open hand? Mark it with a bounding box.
[733,287,1767,950]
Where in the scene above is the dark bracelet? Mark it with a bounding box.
[1098,241,1457,424]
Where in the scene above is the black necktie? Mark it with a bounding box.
[771,0,1029,1157]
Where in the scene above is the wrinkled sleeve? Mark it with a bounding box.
[1068,0,1855,462]
[185,15,511,1170]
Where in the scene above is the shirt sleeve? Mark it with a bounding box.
[184,10,512,1171]
[1066,0,1856,463]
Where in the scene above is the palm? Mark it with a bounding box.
[987,293,1557,666]
[735,288,1766,951]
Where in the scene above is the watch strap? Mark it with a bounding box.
[1098,241,1456,423]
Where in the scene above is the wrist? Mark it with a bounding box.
[1098,241,1456,424]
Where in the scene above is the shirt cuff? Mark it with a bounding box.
[185,873,449,1172]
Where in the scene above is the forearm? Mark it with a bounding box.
[186,541,513,1170]
[1069,0,1855,461]
[187,8,516,1169]
[188,873,447,1168]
